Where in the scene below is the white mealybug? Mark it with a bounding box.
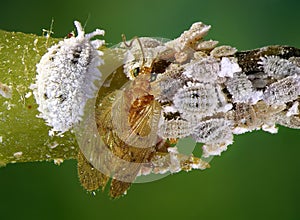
[225,72,263,104]
[31,21,105,134]
[173,81,229,119]
[191,118,233,157]
[263,75,300,105]
[191,118,233,145]
[158,118,192,139]
[182,57,219,82]
[259,56,300,79]
[173,82,219,118]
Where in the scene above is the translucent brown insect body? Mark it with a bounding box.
[78,46,169,197]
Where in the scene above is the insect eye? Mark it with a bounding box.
[133,67,140,77]
[150,73,157,82]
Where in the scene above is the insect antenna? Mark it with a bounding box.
[121,34,146,66]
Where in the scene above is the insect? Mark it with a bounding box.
[32,21,105,134]
[33,21,300,198]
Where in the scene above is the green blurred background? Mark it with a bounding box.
[0,0,300,219]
